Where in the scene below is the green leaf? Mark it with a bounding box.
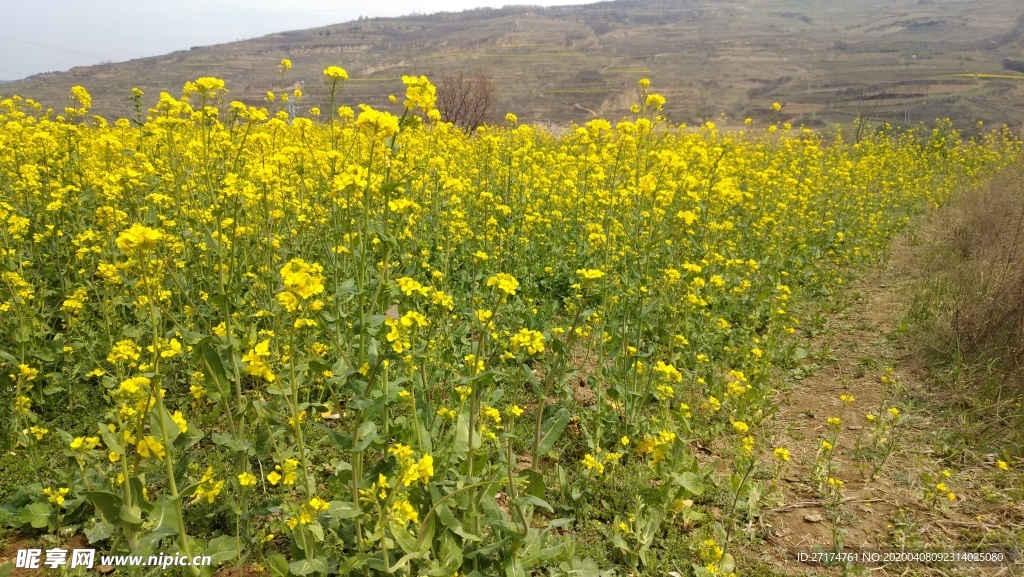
[389,551,425,573]
[179,481,201,501]
[439,533,464,568]
[547,517,574,529]
[119,504,143,525]
[266,553,289,577]
[18,502,53,529]
[730,472,743,493]
[391,523,418,554]
[129,476,154,513]
[721,553,736,574]
[380,181,403,195]
[561,557,604,577]
[469,370,499,388]
[84,491,122,527]
[352,421,377,453]
[362,392,391,421]
[175,423,206,452]
[536,408,571,456]
[0,562,12,577]
[197,338,231,397]
[150,404,180,445]
[504,557,526,577]
[611,532,629,553]
[337,553,370,574]
[289,559,327,576]
[135,495,180,558]
[205,535,240,565]
[639,508,665,543]
[524,542,566,568]
[367,339,379,371]
[253,428,273,459]
[434,501,481,542]
[415,514,436,552]
[485,515,522,537]
[673,471,704,496]
[518,469,546,499]
[210,431,248,452]
[42,383,64,395]
[471,536,513,558]
[327,500,361,520]
[515,494,554,513]
[416,410,433,453]
[83,519,112,544]
[317,423,352,452]
[306,521,324,543]
[0,487,33,515]
[96,423,124,455]
[550,337,566,355]
[639,487,661,506]
[454,412,470,457]
[523,364,543,398]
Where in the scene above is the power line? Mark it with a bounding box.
[0,34,102,59]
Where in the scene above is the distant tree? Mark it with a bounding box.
[437,73,496,133]
[1003,58,1024,74]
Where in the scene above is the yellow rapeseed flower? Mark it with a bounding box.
[486,273,519,295]
[323,66,348,80]
[116,224,163,252]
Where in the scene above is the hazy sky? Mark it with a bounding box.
[0,0,593,80]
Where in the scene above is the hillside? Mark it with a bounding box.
[3,0,1024,130]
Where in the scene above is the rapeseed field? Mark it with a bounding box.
[0,68,1016,575]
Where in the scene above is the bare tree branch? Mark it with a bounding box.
[438,73,496,134]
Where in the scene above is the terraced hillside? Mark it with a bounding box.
[3,0,1023,130]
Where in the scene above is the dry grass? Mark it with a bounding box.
[907,159,1024,445]
[945,163,1024,364]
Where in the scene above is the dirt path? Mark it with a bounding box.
[753,239,1024,575]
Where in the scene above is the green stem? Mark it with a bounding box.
[722,458,755,560]
[142,257,199,577]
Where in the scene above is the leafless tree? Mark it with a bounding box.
[437,73,496,133]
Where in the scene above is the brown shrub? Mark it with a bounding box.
[437,73,495,134]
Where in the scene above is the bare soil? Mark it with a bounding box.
[754,238,1024,575]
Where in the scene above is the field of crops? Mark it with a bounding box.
[0,69,1017,575]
